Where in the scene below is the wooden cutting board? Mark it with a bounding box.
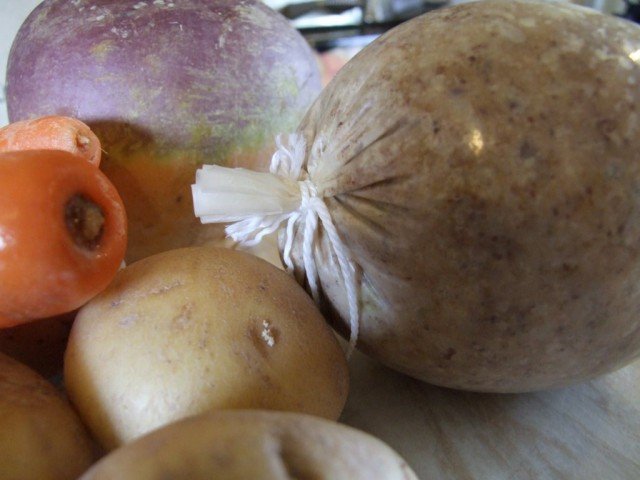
[341,352,640,479]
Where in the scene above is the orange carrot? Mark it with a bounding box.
[0,116,101,166]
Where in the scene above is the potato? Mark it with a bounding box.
[0,352,95,480]
[64,246,349,450]
[79,410,418,479]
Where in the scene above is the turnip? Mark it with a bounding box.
[7,0,321,262]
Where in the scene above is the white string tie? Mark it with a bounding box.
[192,133,360,357]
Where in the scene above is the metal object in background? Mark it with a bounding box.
[280,0,363,18]
[588,0,626,14]
[364,0,446,23]
[284,0,446,50]
[279,0,640,51]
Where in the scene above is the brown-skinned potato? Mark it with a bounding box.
[64,246,349,450]
[0,352,96,480]
[80,410,418,480]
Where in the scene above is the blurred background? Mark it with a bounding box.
[272,0,633,51]
[1,0,639,125]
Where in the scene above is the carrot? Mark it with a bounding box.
[0,116,101,166]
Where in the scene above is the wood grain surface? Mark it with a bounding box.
[341,352,640,479]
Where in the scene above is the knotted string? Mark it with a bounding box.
[221,133,360,356]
